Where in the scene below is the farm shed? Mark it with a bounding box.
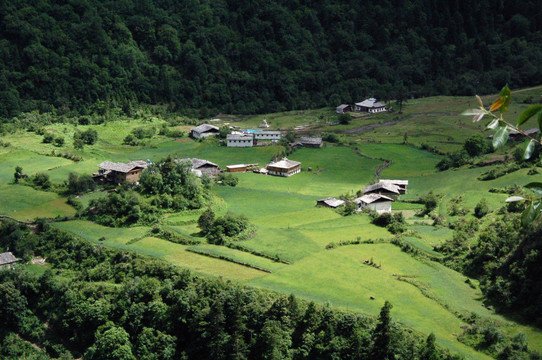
[355,194,394,213]
[363,182,400,199]
[0,252,19,269]
[227,164,248,173]
[355,98,386,113]
[190,124,220,139]
[178,158,221,177]
[297,137,323,148]
[266,158,301,177]
[379,179,408,194]
[336,104,352,114]
[316,197,345,208]
[227,134,254,147]
[94,160,148,184]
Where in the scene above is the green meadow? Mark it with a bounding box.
[2,88,542,359]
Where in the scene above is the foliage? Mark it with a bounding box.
[32,173,51,190]
[207,213,251,245]
[463,134,491,157]
[67,173,96,195]
[197,208,215,235]
[322,133,340,143]
[13,166,23,184]
[74,129,98,146]
[53,137,65,147]
[418,191,439,216]
[338,113,351,125]
[474,198,489,219]
[216,173,239,187]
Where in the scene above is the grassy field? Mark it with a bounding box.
[3,88,542,358]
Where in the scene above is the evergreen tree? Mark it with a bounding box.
[370,301,394,360]
[420,333,440,360]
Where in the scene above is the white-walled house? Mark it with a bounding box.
[266,158,301,177]
[355,98,386,113]
[355,194,393,213]
[253,131,282,141]
[227,134,254,147]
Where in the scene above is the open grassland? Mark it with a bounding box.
[3,89,542,358]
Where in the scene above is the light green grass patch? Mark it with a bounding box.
[0,185,75,220]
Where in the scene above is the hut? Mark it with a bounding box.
[336,104,353,114]
[297,137,323,148]
[94,160,148,184]
[316,197,345,208]
[178,158,221,177]
[379,179,409,194]
[0,252,19,269]
[190,124,220,139]
[227,164,249,173]
[266,158,301,177]
[254,131,282,141]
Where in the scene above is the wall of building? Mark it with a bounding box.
[227,139,253,147]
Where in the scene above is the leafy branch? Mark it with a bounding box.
[463,85,542,225]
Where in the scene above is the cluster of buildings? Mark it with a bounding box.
[336,98,387,114]
[317,179,408,214]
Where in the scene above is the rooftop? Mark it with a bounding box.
[227,134,254,141]
[178,158,219,169]
[318,197,345,208]
[268,158,301,169]
[98,160,148,173]
[355,98,386,108]
[227,164,248,169]
[299,137,323,145]
[191,124,219,133]
[363,182,400,194]
[355,193,394,204]
[0,252,19,266]
[379,179,409,186]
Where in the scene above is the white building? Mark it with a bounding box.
[191,124,220,139]
[254,131,282,140]
[355,194,393,214]
[355,98,387,113]
[227,134,254,147]
[266,158,301,177]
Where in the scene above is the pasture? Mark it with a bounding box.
[2,88,542,358]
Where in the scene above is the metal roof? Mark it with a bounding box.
[98,160,148,173]
[178,158,219,169]
[267,158,301,169]
[318,197,345,208]
[363,182,400,194]
[299,137,323,145]
[227,164,247,169]
[227,134,253,141]
[355,193,394,204]
[355,98,386,108]
[379,179,409,186]
[191,124,219,134]
[0,252,19,266]
[336,104,350,110]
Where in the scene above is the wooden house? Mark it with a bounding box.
[316,197,345,208]
[0,252,19,269]
[266,158,301,177]
[363,182,400,199]
[191,124,220,139]
[355,98,386,113]
[94,160,148,184]
[336,104,352,114]
[355,194,394,214]
[296,137,323,148]
[227,164,248,173]
[178,158,221,177]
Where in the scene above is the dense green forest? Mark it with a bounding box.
[0,220,462,360]
[1,0,542,117]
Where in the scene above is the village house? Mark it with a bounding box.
[363,182,401,199]
[316,197,345,208]
[0,252,19,269]
[355,193,394,214]
[292,137,323,148]
[355,98,387,113]
[266,158,301,177]
[94,160,148,184]
[227,134,254,147]
[336,104,353,114]
[178,158,221,177]
[379,179,408,194]
[253,130,282,141]
[190,124,220,139]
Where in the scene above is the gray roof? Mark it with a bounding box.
[299,137,323,145]
[178,158,219,169]
[267,158,301,169]
[191,124,219,134]
[258,131,282,135]
[318,197,345,208]
[363,182,400,194]
[379,179,409,186]
[0,252,19,266]
[355,193,394,204]
[509,128,539,136]
[98,160,148,173]
[336,104,350,110]
[355,98,386,108]
[227,134,253,141]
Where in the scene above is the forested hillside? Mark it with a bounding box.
[1,0,542,117]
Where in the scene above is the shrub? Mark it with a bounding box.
[463,134,491,157]
[32,173,51,190]
[216,173,239,187]
[474,199,490,218]
[322,133,340,143]
[53,137,65,147]
[42,133,54,143]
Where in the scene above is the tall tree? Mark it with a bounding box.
[370,301,394,360]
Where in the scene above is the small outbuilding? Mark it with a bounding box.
[0,252,19,269]
[297,137,323,148]
[355,98,386,113]
[266,158,301,177]
[191,124,220,139]
[94,160,149,184]
[227,164,249,173]
[178,158,221,177]
[336,104,353,114]
[316,197,345,208]
[355,194,394,214]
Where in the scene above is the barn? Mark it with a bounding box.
[191,124,220,139]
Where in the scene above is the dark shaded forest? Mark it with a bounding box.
[1,0,542,118]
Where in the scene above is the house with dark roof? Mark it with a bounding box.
[191,124,220,139]
[266,158,301,177]
[355,193,394,213]
[93,160,148,184]
[178,158,221,177]
[355,98,386,113]
[0,252,19,269]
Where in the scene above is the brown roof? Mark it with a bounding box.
[0,252,19,266]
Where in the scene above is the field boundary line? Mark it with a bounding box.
[186,248,273,273]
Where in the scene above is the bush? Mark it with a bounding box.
[74,129,98,145]
[32,173,51,190]
[463,134,491,157]
[42,133,54,143]
[338,113,351,124]
[474,199,489,218]
[67,173,96,194]
[322,133,340,143]
[53,137,65,147]
[216,173,239,187]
